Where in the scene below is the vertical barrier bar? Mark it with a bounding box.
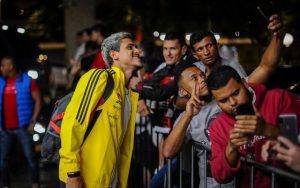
[180,152,183,188]
[167,159,172,188]
[191,145,194,188]
[204,150,207,188]
[156,130,160,172]
[146,116,151,188]
[142,116,146,188]
[234,178,236,188]
[136,118,142,188]
[153,126,171,188]
[294,181,298,188]
[271,173,275,188]
[251,166,254,188]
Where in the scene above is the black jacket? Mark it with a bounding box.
[137,64,178,101]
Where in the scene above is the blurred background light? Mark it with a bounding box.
[33,134,40,142]
[283,33,294,47]
[185,33,192,41]
[34,122,46,134]
[17,27,25,34]
[159,33,166,41]
[153,31,159,37]
[2,25,8,30]
[27,70,38,79]
[214,34,221,41]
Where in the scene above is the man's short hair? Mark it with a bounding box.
[101,32,132,66]
[174,61,197,87]
[1,56,15,65]
[206,66,242,91]
[164,32,186,47]
[1,56,19,71]
[90,23,108,37]
[190,31,217,51]
[81,27,91,36]
[76,30,83,37]
[77,28,91,37]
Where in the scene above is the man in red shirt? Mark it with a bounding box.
[0,56,41,188]
[206,66,300,188]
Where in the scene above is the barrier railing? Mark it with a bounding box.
[129,118,300,188]
[166,141,300,188]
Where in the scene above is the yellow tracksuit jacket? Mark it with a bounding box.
[59,66,138,187]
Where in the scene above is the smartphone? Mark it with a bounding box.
[279,114,298,145]
[256,6,269,22]
[236,101,255,116]
[256,1,277,23]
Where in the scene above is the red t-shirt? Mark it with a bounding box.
[3,77,39,129]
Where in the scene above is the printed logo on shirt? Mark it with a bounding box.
[238,135,266,160]
[4,84,17,94]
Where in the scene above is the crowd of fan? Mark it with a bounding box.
[62,13,300,188]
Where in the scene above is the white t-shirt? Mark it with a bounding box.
[111,89,131,188]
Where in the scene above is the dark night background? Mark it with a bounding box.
[1,0,299,41]
[0,0,300,89]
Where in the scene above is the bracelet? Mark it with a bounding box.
[67,171,80,177]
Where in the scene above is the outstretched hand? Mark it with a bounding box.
[185,83,205,117]
[261,139,278,162]
[261,135,300,173]
[273,136,300,172]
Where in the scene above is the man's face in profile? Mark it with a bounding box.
[117,38,142,68]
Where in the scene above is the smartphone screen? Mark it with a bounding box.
[236,101,255,116]
[279,114,298,145]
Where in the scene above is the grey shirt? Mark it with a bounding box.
[194,58,247,79]
[174,101,235,188]
[174,58,248,187]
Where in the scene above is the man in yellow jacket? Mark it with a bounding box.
[59,32,141,188]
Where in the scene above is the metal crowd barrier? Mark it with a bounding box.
[129,115,300,188]
[129,112,171,188]
[166,141,300,188]
[129,115,154,188]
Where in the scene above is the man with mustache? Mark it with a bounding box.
[190,14,283,82]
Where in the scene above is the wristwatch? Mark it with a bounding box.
[67,171,80,178]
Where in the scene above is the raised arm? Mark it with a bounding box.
[249,14,284,84]
[163,83,204,158]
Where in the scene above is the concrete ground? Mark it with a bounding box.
[3,159,60,188]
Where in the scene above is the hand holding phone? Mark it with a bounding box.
[236,101,255,116]
[279,114,298,145]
